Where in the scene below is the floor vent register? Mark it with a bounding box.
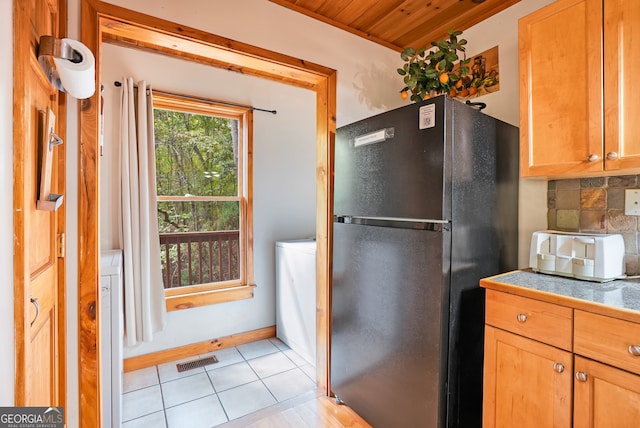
[176,355,219,372]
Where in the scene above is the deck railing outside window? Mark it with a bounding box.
[159,230,240,288]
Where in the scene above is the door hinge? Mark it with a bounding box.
[57,233,65,258]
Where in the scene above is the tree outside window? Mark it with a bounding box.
[153,93,254,309]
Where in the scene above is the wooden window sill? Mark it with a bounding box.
[165,284,256,312]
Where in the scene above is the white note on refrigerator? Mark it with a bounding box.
[419,104,436,129]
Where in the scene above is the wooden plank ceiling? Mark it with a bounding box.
[269,0,521,52]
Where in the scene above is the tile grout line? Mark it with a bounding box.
[155,364,169,428]
[273,344,317,383]
[207,347,231,424]
[216,343,281,423]
[242,347,280,404]
[162,354,229,425]
[156,364,169,428]
[122,340,315,427]
[240,343,310,406]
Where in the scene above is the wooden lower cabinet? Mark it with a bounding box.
[483,288,640,428]
[573,356,640,427]
[483,325,573,428]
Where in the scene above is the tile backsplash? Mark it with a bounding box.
[548,175,640,275]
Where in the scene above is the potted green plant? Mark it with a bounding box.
[398,30,472,102]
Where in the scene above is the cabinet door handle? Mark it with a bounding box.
[606,151,619,160]
[30,296,40,326]
[629,345,640,356]
[553,362,564,373]
[575,371,588,382]
[516,313,527,323]
[587,154,600,162]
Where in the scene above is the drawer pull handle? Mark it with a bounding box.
[553,362,564,373]
[629,345,640,357]
[516,313,527,323]
[575,372,588,382]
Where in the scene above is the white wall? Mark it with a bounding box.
[98,0,409,358]
[0,0,14,407]
[100,46,317,249]
[102,0,406,128]
[100,43,321,356]
[97,0,554,360]
[458,0,554,266]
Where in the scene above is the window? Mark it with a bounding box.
[153,93,254,310]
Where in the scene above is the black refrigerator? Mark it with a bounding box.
[331,95,519,428]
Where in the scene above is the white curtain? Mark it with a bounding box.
[119,77,166,346]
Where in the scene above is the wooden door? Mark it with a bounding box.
[604,0,640,170]
[574,356,640,427]
[13,0,66,408]
[519,0,603,177]
[483,326,573,428]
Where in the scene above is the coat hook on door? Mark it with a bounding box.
[36,107,64,211]
[49,130,63,150]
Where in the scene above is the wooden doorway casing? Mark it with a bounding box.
[79,1,336,426]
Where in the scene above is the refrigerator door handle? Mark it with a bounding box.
[334,215,449,231]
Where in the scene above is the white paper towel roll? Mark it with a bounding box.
[53,38,95,99]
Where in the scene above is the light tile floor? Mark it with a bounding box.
[122,338,317,428]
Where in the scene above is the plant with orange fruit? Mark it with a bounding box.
[397,30,471,102]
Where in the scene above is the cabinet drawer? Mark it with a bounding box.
[485,289,572,351]
[574,310,640,376]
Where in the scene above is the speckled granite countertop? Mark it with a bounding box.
[481,269,640,322]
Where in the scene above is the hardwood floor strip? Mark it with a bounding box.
[219,390,322,427]
[292,400,326,427]
[317,396,372,427]
[251,411,295,428]
[218,391,371,428]
[301,398,344,428]
[279,407,312,427]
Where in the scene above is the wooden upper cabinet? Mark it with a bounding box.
[604,0,640,171]
[521,0,640,177]
[519,0,604,177]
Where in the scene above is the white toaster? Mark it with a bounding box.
[529,230,625,282]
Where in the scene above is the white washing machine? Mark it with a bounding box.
[100,249,123,428]
[276,238,317,366]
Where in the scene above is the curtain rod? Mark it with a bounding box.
[113,81,277,115]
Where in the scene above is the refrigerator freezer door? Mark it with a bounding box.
[334,97,447,221]
[331,222,448,427]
